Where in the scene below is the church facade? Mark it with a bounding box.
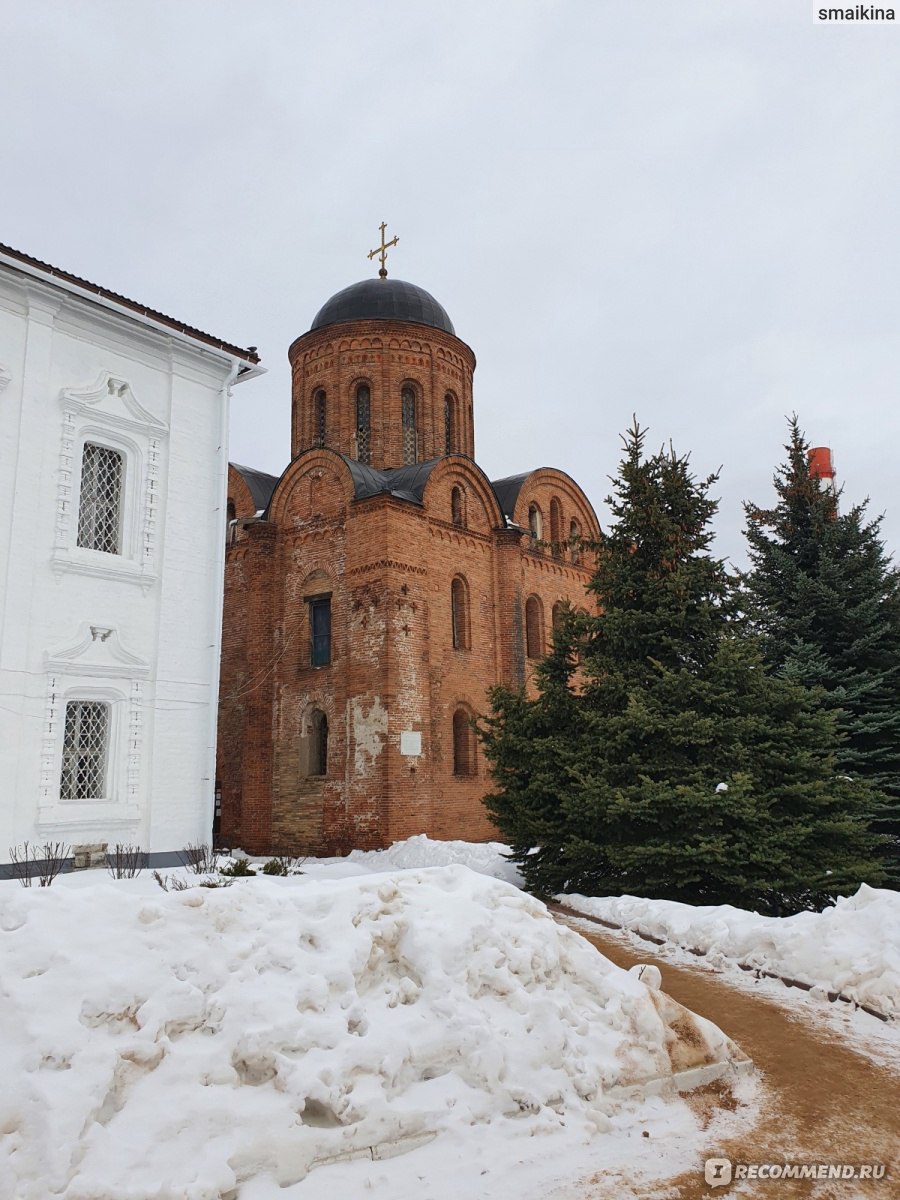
[218,271,599,855]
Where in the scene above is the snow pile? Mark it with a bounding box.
[1,866,744,1199]
[560,883,900,1020]
[344,834,522,885]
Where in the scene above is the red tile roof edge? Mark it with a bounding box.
[0,242,261,365]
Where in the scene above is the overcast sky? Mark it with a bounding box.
[3,1,898,567]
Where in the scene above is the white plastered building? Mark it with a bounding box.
[0,244,261,871]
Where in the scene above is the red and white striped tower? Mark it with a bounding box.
[807,446,838,512]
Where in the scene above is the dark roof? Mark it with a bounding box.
[232,463,280,512]
[229,455,443,515]
[344,456,442,504]
[232,453,538,528]
[310,278,455,336]
[490,473,531,521]
[0,242,260,366]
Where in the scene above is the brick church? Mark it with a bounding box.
[217,240,600,855]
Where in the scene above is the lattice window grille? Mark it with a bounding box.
[444,396,453,455]
[356,387,371,465]
[60,700,110,800]
[55,410,78,548]
[77,443,123,554]
[401,390,417,465]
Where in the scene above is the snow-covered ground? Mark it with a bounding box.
[558,884,900,1023]
[0,854,753,1200]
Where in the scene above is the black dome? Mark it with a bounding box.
[310,278,455,335]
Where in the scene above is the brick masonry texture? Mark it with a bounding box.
[217,309,600,855]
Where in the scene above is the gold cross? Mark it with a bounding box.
[368,222,399,278]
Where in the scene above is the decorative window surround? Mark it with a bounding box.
[51,371,168,593]
[36,624,149,830]
[46,623,150,679]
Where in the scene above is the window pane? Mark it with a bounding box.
[356,385,371,465]
[309,710,328,776]
[310,598,331,666]
[77,443,123,554]
[60,701,109,799]
[401,388,417,465]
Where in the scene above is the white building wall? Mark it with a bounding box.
[0,260,251,865]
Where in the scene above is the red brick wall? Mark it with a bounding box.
[217,328,601,857]
[288,322,477,466]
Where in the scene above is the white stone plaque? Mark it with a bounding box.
[400,731,422,757]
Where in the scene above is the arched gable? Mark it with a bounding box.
[510,467,600,542]
[420,454,504,533]
[227,464,268,520]
[267,448,356,527]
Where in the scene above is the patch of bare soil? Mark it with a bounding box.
[560,917,900,1199]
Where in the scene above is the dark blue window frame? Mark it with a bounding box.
[309,596,332,667]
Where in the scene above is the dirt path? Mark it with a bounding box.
[555,909,900,1200]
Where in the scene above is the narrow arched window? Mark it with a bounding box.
[570,518,581,565]
[308,709,328,777]
[452,707,475,776]
[444,392,457,455]
[550,498,562,558]
[314,390,327,448]
[451,575,470,650]
[552,601,565,631]
[451,486,465,528]
[309,596,332,666]
[528,503,542,544]
[525,595,543,659]
[226,500,236,546]
[401,386,417,465]
[355,384,371,465]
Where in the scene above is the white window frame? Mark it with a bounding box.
[53,685,123,810]
[38,624,149,832]
[52,372,168,591]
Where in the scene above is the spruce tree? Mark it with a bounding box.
[744,418,900,883]
[480,421,884,911]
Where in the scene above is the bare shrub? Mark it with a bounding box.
[152,870,191,892]
[8,842,34,887]
[177,842,218,875]
[33,842,70,887]
[106,844,148,879]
